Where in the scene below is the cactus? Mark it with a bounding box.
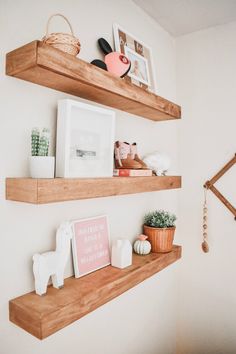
[31,127,50,156]
[31,127,40,156]
[38,128,50,156]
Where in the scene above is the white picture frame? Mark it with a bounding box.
[124,46,151,86]
[71,215,110,278]
[56,99,115,178]
[113,23,156,93]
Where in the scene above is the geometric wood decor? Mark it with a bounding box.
[204,154,236,219]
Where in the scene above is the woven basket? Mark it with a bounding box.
[42,14,81,56]
[143,225,175,253]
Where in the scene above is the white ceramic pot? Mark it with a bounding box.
[111,239,132,269]
[30,156,55,178]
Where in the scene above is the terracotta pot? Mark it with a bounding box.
[143,225,175,253]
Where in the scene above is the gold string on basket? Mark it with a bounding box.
[202,188,209,253]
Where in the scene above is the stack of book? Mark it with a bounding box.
[113,169,153,177]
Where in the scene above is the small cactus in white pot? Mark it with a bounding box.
[30,127,55,178]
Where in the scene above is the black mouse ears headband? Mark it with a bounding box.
[98,38,113,54]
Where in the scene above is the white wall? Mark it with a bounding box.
[0,1,180,353]
[176,21,236,354]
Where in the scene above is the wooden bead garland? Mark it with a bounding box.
[202,188,209,253]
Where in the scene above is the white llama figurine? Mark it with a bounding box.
[33,222,72,296]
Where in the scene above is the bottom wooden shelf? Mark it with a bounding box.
[9,246,182,339]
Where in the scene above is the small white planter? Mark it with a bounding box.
[111,239,132,269]
[29,156,55,178]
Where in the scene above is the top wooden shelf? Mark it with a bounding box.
[6,41,181,121]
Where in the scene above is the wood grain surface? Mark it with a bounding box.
[6,41,181,121]
[6,176,181,204]
[9,246,182,339]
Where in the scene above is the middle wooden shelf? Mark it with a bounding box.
[6,176,181,204]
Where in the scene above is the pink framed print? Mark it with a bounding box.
[71,215,110,278]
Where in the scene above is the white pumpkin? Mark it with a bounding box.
[133,234,151,255]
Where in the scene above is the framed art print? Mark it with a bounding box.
[113,23,156,92]
[56,99,115,177]
[71,215,110,278]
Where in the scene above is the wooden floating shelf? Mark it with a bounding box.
[9,246,182,339]
[6,176,181,204]
[6,41,181,121]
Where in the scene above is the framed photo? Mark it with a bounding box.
[71,215,110,278]
[113,23,156,92]
[124,47,151,86]
[56,99,115,178]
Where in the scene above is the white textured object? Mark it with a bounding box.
[133,234,151,255]
[143,152,171,176]
[33,222,72,296]
[111,239,132,269]
[29,156,55,178]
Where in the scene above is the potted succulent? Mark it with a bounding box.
[143,210,177,253]
[29,127,55,178]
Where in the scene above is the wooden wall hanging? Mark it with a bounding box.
[204,154,236,219]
